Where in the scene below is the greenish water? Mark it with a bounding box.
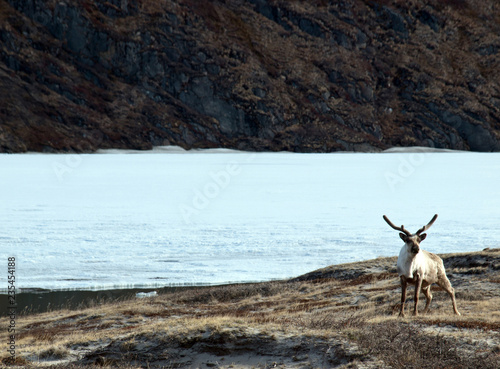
[0,286,202,315]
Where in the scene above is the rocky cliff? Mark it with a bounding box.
[1,0,500,152]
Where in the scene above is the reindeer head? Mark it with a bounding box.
[383,214,438,254]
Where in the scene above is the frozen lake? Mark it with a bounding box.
[1,147,499,292]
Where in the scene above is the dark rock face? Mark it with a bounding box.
[1,0,500,152]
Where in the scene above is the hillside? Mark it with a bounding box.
[1,248,499,368]
[1,0,500,152]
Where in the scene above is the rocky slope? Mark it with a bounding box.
[1,0,500,152]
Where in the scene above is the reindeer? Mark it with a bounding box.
[383,214,460,317]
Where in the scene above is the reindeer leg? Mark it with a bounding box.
[422,286,432,314]
[438,278,460,316]
[399,276,407,317]
[413,274,422,316]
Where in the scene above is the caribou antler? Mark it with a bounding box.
[416,214,438,235]
[383,215,412,236]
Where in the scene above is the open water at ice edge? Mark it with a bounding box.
[1,147,499,292]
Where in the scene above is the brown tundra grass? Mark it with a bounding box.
[1,249,499,368]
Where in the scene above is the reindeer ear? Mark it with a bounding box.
[419,233,427,241]
[399,233,408,242]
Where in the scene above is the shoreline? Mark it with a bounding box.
[0,285,210,315]
[0,287,151,315]
[1,248,496,316]
[0,248,498,315]
[2,145,488,155]
[0,281,275,315]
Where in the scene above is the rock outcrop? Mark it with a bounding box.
[1,0,500,152]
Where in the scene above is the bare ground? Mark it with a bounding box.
[1,248,499,368]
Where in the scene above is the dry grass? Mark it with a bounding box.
[1,249,499,368]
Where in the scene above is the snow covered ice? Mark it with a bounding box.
[1,147,499,291]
